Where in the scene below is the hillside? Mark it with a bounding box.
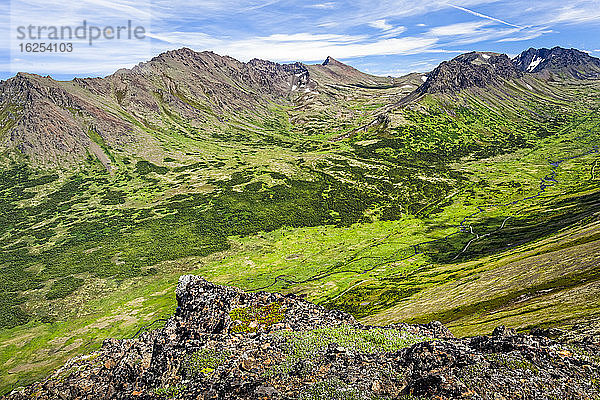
[1,46,600,395]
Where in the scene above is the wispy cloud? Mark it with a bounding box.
[369,19,393,31]
[3,0,598,79]
[306,2,336,9]
[427,21,488,37]
[368,19,406,38]
[545,4,600,24]
[497,27,553,42]
[447,4,525,29]
[424,21,527,46]
[148,31,439,62]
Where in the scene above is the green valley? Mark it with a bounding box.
[1,48,599,394]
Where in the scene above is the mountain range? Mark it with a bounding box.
[3,46,597,166]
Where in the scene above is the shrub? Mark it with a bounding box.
[45,276,84,300]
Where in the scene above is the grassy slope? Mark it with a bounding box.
[1,76,600,393]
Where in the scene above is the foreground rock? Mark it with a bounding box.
[7,276,600,399]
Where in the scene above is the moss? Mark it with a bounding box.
[100,189,126,205]
[485,353,539,374]
[300,378,385,400]
[87,126,115,163]
[271,326,433,376]
[135,160,168,175]
[114,89,127,105]
[324,285,421,318]
[0,103,22,138]
[406,265,600,325]
[0,302,30,329]
[152,384,183,399]
[182,348,228,378]
[229,302,285,333]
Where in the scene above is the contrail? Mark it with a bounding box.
[448,4,525,29]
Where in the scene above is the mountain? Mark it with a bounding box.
[514,46,600,79]
[0,49,315,166]
[0,50,414,166]
[6,276,600,399]
[417,52,521,94]
[308,55,395,86]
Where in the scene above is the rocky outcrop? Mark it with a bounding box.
[417,52,522,94]
[514,46,600,79]
[6,276,600,399]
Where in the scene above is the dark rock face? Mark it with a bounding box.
[6,276,600,399]
[514,46,600,79]
[417,52,522,94]
[322,56,344,67]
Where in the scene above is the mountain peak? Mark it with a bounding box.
[514,46,600,79]
[322,56,342,66]
[417,51,521,94]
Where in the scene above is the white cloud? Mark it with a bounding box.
[5,0,600,79]
[317,21,339,28]
[424,19,554,46]
[427,21,488,36]
[262,33,366,43]
[369,19,393,31]
[497,27,553,42]
[368,19,406,38]
[306,2,336,9]
[546,5,600,24]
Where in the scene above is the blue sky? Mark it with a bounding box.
[1,0,600,80]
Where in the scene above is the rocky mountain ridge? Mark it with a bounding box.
[0,50,385,165]
[6,276,600,399]
[417,52,522,94]
[416,47,600,94]
[513,46,600,79]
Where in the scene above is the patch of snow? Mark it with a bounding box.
[291,85,297,91]
[481,54,490,59]
[401,84,413,89]
[527,56,543,72]
[421,75,428,82]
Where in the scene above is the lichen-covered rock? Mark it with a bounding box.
[6,276,600,400]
